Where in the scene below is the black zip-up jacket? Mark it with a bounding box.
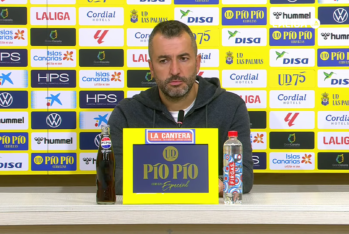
[108,76,254,194]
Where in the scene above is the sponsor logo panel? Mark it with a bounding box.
[0,49,27,67]
[30,7,76,26]
[174,7,219,26]
[270,49,315,67]
[79,7,124,26]
[31,91,76,109]
[127,49,149,68]
[222,0,267,4]
[31,153,77,171]
[252,152,267,170]
[222,28,267,47]
[269,111,315,129]
[318,28,349,46]
[270,90,315,108]
[0,70,28,88]
[197,70,219,78]
[229,90,267,109]
[318,69,349,88]
[80,132,101,150]
[251,132,267,150]
[127,91,141,97]
[270,152,315,170]
[270,7,315,26]
[318,7,349,25]
[198,49,219,67]
[30,28,76,46]
[127,70,156,88]
[31,112,76,129]
[79,29,124,47]
[192,28,219,47]
[270,28,315,46]
[318,111,349,129]
[318,132,349,150]
[0,153,28,171]
[222,7,267,25]
[79,49,124,67]
[222,70,267,88]
[0,0,28,4]
[79,153,97,171]
[0,91,27,109]
[79,70,124,88]
[0,112,28,130]
[249,111,267,129]
[31,70,76,88]
[0,7,27,25]
[318,49,349,67]
[79,111,111,130]
[31,132,77,151]
[127,28,152,46]
[127,7,172,26]
[128,0,171,4]
[222,48,266,68]
[31,0,76,4]
[271,0,314,3]
[79,91,124,108]
[175,0,219,4]
[0,133,28,150]
[269,131,315,149]
[0,28,28,46]
[269,70,315,89]
[319,0,349,3]
[318,153,349,170]
[31,49,76,68]
[317,90,349,109]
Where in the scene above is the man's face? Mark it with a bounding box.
[148,32,201,99]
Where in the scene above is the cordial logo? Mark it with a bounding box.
[175,8,219,25]
[46,113,62,128]
[0,92,13,107]
[127,28,152,47]
[222,70,267,88]
[198,49,219,67]
[333,8,348,23]
[318,111,349,129]
[79,7,124,26]
[269,90,315,108]
[30,7,76,26]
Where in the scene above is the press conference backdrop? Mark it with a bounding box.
[0,0,349,176]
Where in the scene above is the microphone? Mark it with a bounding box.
[177,110,184,128]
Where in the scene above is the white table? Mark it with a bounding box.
[0,192,348,234]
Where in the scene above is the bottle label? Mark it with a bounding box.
[228,162,235,186]
[101,137,112,149]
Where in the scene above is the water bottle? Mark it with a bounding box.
[223,131,243,204]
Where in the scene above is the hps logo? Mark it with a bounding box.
[46,113,62,128]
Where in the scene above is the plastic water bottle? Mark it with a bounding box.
[223,131,243,204]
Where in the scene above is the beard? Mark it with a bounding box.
[155,70,197,100]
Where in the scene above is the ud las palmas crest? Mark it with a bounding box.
[226,51,233,65]
[131,9,138,23]
[321,92,329,106]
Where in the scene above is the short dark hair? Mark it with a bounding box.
[148,20,197,60]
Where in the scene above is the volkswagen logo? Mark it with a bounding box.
[333,8,348,24]
[46,113,62,128]
[0,92,13,107]
[94,134,101,147]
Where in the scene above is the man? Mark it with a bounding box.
[108,20,253,195]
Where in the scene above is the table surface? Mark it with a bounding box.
[0,192,348,225]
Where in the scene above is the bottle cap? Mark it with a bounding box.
[228,131,238,137]
[101,125,110,134]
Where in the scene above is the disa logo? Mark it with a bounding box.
[175,7,219,25]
